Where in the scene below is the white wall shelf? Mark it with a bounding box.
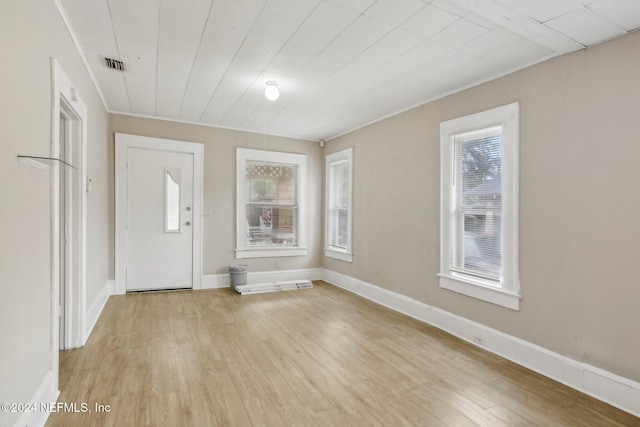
[18,155,76,170]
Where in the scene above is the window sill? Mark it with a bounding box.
[236,247,308,259]
[438,273,520,310]
[324,249,353,263]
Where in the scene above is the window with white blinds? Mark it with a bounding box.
[325,148,353,262]
[328,160,348,248]
[452,127,502,280]
[440,103,520,310]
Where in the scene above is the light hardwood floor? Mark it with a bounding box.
[46,281,639,427]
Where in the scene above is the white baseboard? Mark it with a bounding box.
[201,268,323,290]
[12,370,60,427]
[322,269,640,418]
[83,279,114,345]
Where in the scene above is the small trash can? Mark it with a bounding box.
[228,264,248,290]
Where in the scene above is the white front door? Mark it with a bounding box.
[125,147,194,291]
[115,133,203,294]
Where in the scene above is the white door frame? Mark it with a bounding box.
[50,58,87,391]
[115,133,203,294]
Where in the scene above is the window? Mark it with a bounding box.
[439,103,520,310]
[236,148,307,258]
[325,148,353,262]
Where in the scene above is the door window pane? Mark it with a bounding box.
[165,168,181,232]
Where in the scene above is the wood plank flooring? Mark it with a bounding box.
[46,281,640,427]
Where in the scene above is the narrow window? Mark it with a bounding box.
[451,127,501,280]
[440,103,520,310]
[325,148,353,262]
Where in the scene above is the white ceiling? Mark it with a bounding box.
[59,0,640,141]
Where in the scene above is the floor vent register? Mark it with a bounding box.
[234,280,313,295]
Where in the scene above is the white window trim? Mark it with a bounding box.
[439,102,521,310]
[236,148,307,259]
[325,250,353,263]
[324,148,353,263]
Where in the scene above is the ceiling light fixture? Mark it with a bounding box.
[265,81,280,101]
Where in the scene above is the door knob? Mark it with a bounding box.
[186,206,191,211]
[185,221,191,226]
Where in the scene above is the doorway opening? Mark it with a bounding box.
[51,59,87,393]
[57,98,84,349]
[59,112,67,350]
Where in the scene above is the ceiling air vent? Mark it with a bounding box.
[104,57,126,72]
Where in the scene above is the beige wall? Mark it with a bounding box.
[325,30,640,383]
[108,115,323,276]
[0,0,109,424]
